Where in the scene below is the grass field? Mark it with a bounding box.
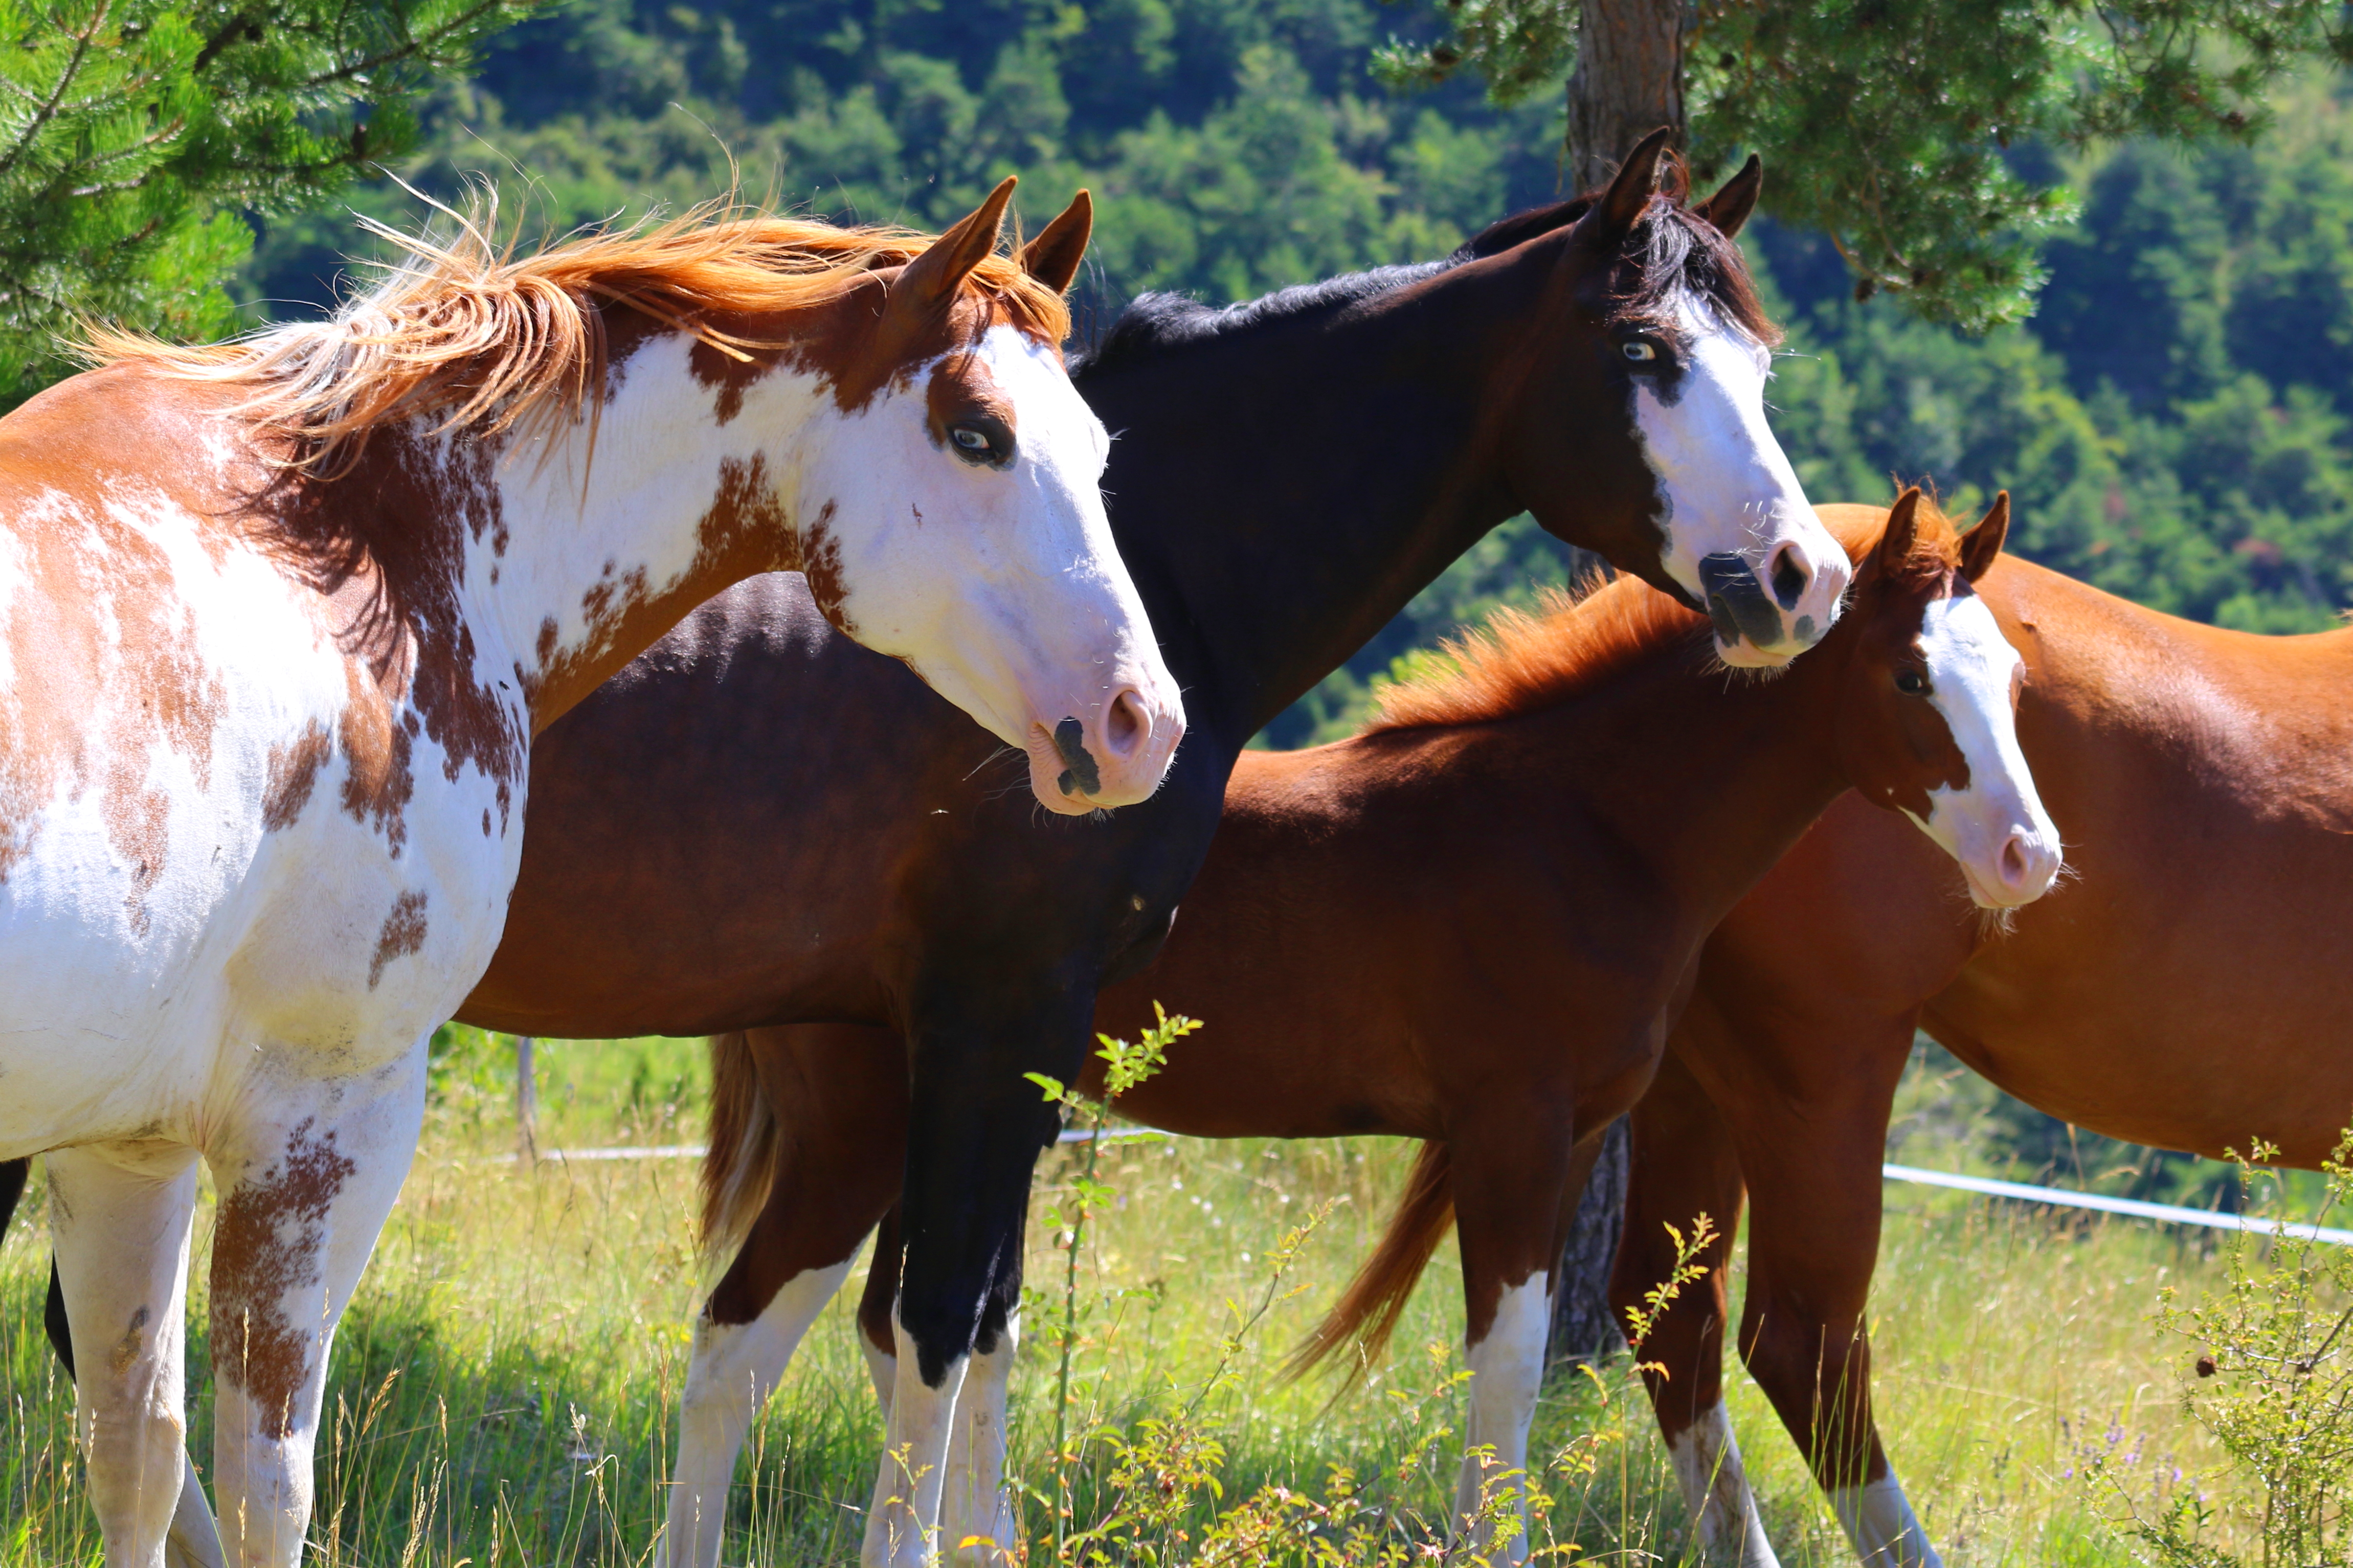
[0,1032,2258,1565]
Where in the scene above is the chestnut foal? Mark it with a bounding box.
[705,492,2060,1563]
[1614,530,2353,1568]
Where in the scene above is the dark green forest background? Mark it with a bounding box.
[234,0,2353,748]
[228,0,2348,1203]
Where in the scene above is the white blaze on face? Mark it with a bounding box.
[806,322,1184,814]
[1630,296,1850,668]
[1902,591,2063,908]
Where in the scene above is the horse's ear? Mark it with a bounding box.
[1877,488,1924,573]
[1019,190,1092,295]
[894,176,1019,315]
[1694,154,1762,240]
[1581,127,1676,245]
[1960,491,2010,583]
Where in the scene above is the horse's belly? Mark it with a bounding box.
[1933,892,2353,1164]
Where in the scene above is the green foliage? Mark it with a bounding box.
[1377,0,2353,330]
[2089,1134,2353,1566]
[240,0,1563,314]
[0,0,543,405]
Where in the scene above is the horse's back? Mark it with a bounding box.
[1931,556,2353,1158]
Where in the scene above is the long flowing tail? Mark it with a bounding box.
[699,1031,782,1270]
[1284,1141,1455,1387]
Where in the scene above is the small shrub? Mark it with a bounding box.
[2089,1133,2353,1566]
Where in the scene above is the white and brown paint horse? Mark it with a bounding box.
[0,179,1179,1568]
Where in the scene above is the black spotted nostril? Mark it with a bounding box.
[1770,546,1809,611]
[1053,716,1102,798]
[1698,552,1785,649]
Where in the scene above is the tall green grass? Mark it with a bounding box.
[0,1035,2253,1563]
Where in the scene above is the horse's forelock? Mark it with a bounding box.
[1608,197,1780,349]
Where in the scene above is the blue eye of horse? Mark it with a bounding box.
[1621,340,1658,363]
[948,421,1014,466]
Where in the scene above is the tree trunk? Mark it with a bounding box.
[1565,0,1688,190]
[1549,1115,1630,1366]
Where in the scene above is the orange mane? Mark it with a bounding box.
[1368,497,1966,734]
[81,198,1071,474]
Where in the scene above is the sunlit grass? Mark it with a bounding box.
[0,1033,2254,1564]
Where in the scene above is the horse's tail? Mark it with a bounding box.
[1284,1140,1454,1387]
[700,1031,780,1270]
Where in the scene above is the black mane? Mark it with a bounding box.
[1075,260,1450,377]
[1074,187,1768,379]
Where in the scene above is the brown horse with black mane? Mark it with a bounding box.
[706,493,2061,1564]
[1609,537,2353,1568]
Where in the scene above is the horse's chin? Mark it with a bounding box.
[1715,637,1798,671]
[1958,861,2027,912]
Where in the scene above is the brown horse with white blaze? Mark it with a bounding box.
[702,493,2061,1563]
[1612,524,2353,1568]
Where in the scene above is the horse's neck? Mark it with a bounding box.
[1556,648,1851,926]
[450,333,810,731]
[1088,251,1549,740]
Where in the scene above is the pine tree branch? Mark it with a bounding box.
[298,0,529,89]
[0,0,113,180]
[193,10,261,74]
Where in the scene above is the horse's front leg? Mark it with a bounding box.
[864,1004,1079,1568]
[1617,1042,1773,1568]
[206,1047,425,1568]
[48,1141,205,1568]
[1448,1102,1582,1568]
[851,1205,1019,1567]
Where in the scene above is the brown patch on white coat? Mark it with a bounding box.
[209,1119,357,1440]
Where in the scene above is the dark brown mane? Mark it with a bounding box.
[1369,497,1965,735]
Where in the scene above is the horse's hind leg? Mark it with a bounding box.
[663,1021,909,1568]
[1726,1014,1936,1568]
[48,1142,204,1568]
[1617,1044,1775,1568]
[207,1050,425,1568]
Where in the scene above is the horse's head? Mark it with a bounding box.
[1489,132,1849,667]
[1829,490,2062,909]
[784,183,1183,814]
